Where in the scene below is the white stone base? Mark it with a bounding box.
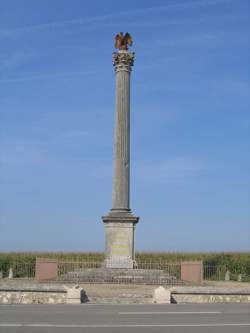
[65,285,83,304]
[102,215,139,269]
[105,257,135,269]
[153,286,171,304]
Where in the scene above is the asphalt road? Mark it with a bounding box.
[0,303,249,333]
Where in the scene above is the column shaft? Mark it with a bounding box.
[112,69,130,211]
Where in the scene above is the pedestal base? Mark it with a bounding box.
[102,212,139,269]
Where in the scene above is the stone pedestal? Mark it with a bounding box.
[103,214,139,268]
[102,42,139,269]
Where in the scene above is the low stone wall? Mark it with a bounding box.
[0,280,66,304]
[172,294,250,303]
[1,287,250,304]
[0,290,66,304]
[1,280,250,304]
[171,285,250,303]
[0,280,87,304]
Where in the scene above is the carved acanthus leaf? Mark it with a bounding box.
[113,52,134,71]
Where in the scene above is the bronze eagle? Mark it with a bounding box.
[115,32,133,51]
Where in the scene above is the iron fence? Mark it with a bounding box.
[0,261,249,283]
[56,261,182,285]
[0,262,35,279]
[203,264,250,282]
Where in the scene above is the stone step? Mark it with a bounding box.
[59,268,183,285]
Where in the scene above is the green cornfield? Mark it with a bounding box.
[0,251,250,272]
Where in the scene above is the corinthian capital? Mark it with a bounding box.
[113,51,135,72]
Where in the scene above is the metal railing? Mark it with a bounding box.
[203,264,250,282]
[0,262,35,279]
[1,261,249,283]
[56,260,182,285]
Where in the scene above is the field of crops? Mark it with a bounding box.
[0,251,249,272]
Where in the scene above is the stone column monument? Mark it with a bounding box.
[102,33,139,269]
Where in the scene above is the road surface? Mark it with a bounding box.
[0,303,249,332]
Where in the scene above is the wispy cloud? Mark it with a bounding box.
[0,137,211,185]
[158,34,219,46]
[55,130,93,143]
[0,0,232,37]
[156,29,249,48]
[0,138,111,178]
[219,79,250,97]
[134,157,212,184]
[124,12,248,28]
[0,139,47,169]
[0,68,107,83]
[0,52,36,71]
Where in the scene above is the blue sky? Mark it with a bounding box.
[0,0,249,252]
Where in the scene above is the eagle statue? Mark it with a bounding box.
[115,32,133,51]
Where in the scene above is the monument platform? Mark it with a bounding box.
[60,268,183,285]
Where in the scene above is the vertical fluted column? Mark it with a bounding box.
[102,46,139,269]
[111,51,134,212]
